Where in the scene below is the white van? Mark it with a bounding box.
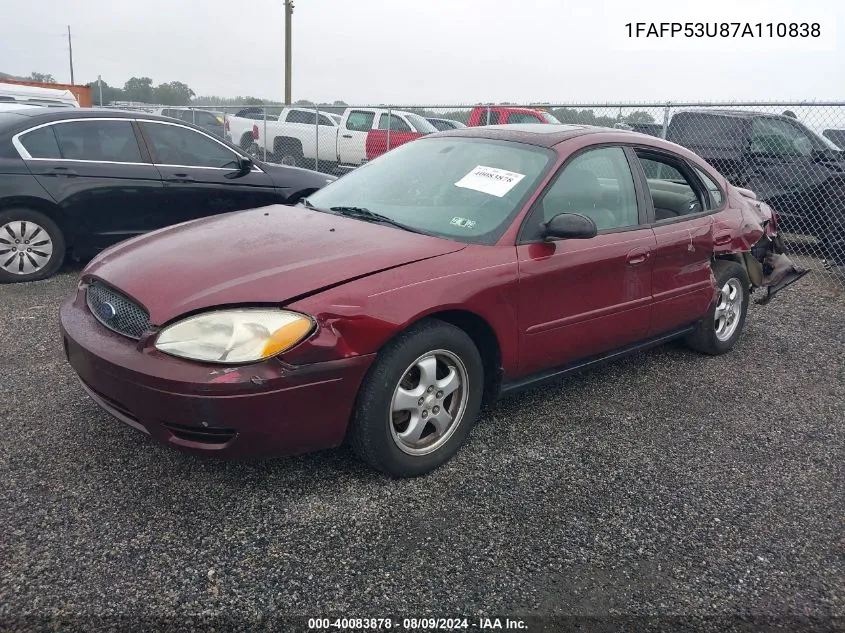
[0,83,80,111]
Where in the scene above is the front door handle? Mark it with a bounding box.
[341,134,353,139]
[626,248,651,266]
[165,173,196,183]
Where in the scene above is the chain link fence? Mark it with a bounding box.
[110,101,845,289]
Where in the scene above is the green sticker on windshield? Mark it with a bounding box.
[450,217,477,229]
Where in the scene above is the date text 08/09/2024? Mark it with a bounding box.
[625,22,820,38]
[307,617,528,630]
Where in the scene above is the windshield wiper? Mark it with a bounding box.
[327,206,424,234]
[299,200,424,234]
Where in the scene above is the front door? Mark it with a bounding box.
[138,120,278,226]
[338,110,374,166]
[516,146,655,376]
[17,117,165,253]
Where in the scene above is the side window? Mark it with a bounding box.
[750,117,814,156]
[346,111,375,132]
[539,147,639,232]
[317,114,334,126]
[52,121,143,163]
[286,109,313,124]
[18,126,62,159]
[141,122,239,168]
[477,110,500,125]
[693,167,724,209]
[377,114,412,133]
[508,112,543,124]
[636,153,705,221]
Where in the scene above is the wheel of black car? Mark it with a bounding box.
[685,260,751,355]
[349,319,484,477]
[0,208,65,283]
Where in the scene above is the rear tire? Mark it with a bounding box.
[348,319,484,477]
[273,138,304,167]
[685,260,750,355]
[0,208,65,283]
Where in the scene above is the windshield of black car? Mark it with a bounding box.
[305,137,554,244]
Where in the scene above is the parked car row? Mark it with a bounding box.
[0,108,334,282]
[225,106,437,170]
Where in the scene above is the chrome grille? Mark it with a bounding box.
[86,280,150,339]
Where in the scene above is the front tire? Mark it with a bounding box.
[349,319,484,477]
[685,260,750,355]
[0,208,65,283]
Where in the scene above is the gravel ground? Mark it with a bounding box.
[1,264,843,632]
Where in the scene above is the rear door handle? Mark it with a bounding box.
[626,248,651,266]
[714,232,732,246]
[165,173,196,183]
[49,166,78,177]
[341,134,353,139]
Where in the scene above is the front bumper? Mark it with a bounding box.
[59,292,374,459]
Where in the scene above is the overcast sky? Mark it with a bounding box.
[2,0,843,105]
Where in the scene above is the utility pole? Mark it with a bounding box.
[97,75,103,106]
[67,25,75,84]
[284,0,293,104]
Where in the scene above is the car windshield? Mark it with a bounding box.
[405,113,438,134]
[305,137,554,244]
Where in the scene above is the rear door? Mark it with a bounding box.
[631,148,715,336]
[138,120,278,225]
[516,146,655,376]
[14,117,165,252]
[338,109,375,165]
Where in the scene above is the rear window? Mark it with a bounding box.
[669,113,748,151]
[508,112,543,124]
[19,125,62,158]
[52,120,144,163]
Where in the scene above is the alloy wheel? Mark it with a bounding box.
[714,278,744,342]
[389,349,469,456]
[0,221,54,276]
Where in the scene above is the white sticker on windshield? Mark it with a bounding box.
[450,216,477,229]
[454,165,526,198]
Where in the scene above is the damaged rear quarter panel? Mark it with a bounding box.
[712,185,773,256]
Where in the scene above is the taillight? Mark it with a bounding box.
[252,124,259,140]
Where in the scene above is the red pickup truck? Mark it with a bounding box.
[467,106,561,126]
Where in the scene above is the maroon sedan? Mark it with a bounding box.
[60,124,805,477]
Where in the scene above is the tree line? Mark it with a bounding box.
[5,71,655,125]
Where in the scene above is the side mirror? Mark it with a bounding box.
[542,213,598,240]
[236,155,254,172]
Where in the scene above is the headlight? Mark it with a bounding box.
[155,308,313,364]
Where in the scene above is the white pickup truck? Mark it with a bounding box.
[225,106,436,171]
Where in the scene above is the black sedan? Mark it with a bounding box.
[0,108,334,282]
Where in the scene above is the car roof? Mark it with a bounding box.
[433,123,646,147]
[0,107,213,131]
[431,123,710,159]
[673,108,791,121]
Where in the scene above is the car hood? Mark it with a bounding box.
[84,205,466,325]
[261,161,337,190]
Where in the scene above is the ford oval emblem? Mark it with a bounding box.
[98,301,117,320]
